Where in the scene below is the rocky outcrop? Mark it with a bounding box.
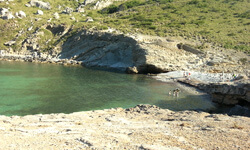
[59,31,146,71]
[154,71,249,107]
[0,8,15,19]
[93,0,114,10]
[0,8,8,16]
[82,0,127,10]
[57,30,195,73]
[200,83,250,105]
[30,0,51,10]
[177,43,204,54]
[83,0,96,5]
[54,29,249,74]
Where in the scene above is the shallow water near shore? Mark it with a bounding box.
[0,60,215,116]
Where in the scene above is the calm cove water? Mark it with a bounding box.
[0,60,215,116]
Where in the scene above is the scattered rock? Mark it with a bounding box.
[53,12,59,19]
[76,5,85,13]
[25,3,31,7]
[126,66,138,74]
[62,7,73,14]
[15,10,26,18]
[27,26,33,31]
[4,40,15,46]
[36,10,43,15]
[85,16,93,22]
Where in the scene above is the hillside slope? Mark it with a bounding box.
[0,0,249,52]
[0,0,249,74]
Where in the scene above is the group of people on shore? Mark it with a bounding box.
[183,71,191,80]
[168,88,181,97]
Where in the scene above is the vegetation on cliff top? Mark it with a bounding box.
[0,0,249,52]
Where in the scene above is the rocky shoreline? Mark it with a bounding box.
[153,71,250,116]
[0,104,249,150]
[0,52,83,66]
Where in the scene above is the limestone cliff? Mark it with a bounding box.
[57,29,249,75]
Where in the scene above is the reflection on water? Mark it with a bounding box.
[0,61,215,116]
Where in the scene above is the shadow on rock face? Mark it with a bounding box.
[58,30,164,74]
[228,105,250,117]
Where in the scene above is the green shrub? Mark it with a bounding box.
[234,45,250,51]
[152,0,174,4]
[227,33,236,36]
[188,0,200,5]
[239,58,247,64]
[237,11,250,19]
[148,25,157,30]
[124,0,142,8]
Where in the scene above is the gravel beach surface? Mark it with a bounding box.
[155,71,238,84]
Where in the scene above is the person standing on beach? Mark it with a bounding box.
[187,72,191,80]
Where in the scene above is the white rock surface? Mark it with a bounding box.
[30,0,51,10]
[15,10,26,18]
[36,9,43,15]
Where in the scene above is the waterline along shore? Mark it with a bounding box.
[0,52,83,66]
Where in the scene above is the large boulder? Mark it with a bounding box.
[30,0,51,10]
[201,83,250,105]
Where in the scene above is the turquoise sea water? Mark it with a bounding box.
[0,61,215,116]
